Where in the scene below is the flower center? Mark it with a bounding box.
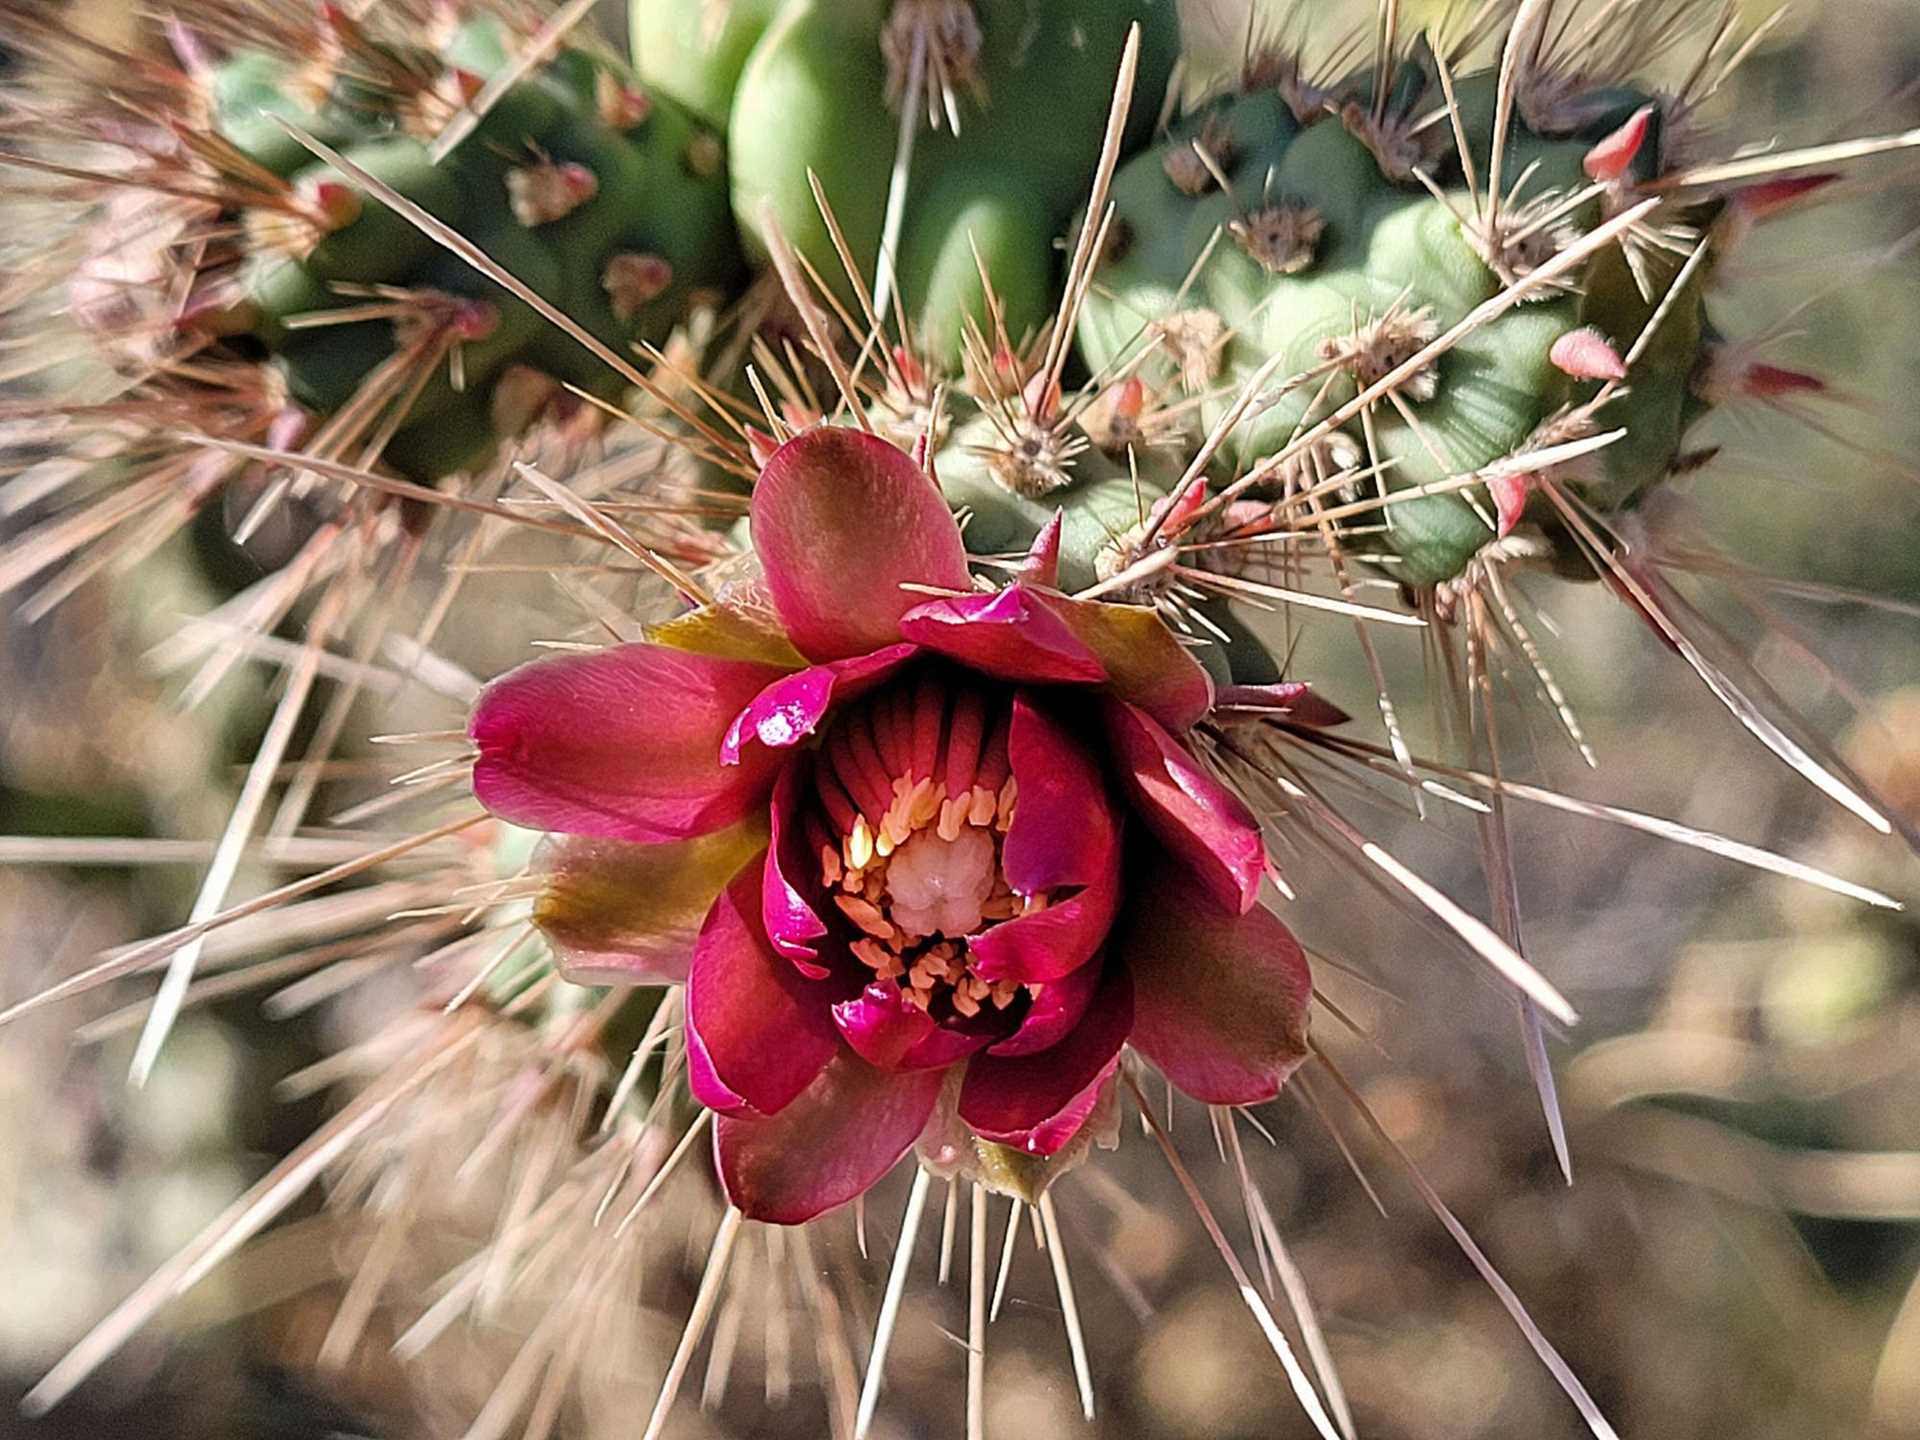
[885,826,997,938]
[810,672,1038,1019]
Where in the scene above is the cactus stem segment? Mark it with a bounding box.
[603,254,676,321]
[683,131,724,178]
[597,70,654,131]
[1152,309,1229,391]
[1340,97,1445,182]
[1163,114,1239,196]
[1078,377,1150,454]
[980,410,1087,500]
[245,177,360,259]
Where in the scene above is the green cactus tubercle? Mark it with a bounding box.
[719,0,1181,368]
[205,16,740,484]
[1075,65,1716,590]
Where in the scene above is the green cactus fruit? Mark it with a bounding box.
[203,14,741,484]
[630,0,789,132]
[1076,60,1717,590]
[727,0,1180,368]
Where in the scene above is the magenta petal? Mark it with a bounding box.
[686,1017,746,1113]
[960,964,1132,1155]
[687,859,841,1118]
[1105,699,1264,915]
[898,1019,1001,1070]
[752,427,971,661]
[1119,864,1313,1106]
[722,644,919,764]
[967,832,1122,985]
[989,953,1103,1057]
[831,982,937,1069]
[1214,682,1352,729]
[471,643,787,843]
[898,585,1106,686]
[968,698,1124,986]
[1016,1061,1121,1157]
[1002,693,1118,894]
[834,982,1010,1073]
[762,760,831,975]
[715,1049,946,1223]
[1018,511,1063,588]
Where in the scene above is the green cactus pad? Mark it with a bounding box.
[933,405,1173,595]
[630,0,788,132]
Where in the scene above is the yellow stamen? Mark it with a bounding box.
[909,778,943,829]
[847,815,875,871]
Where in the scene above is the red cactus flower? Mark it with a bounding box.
[468,427,1314,1223]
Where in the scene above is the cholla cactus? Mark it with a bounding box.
[4,2,1920,1440]
[722,0,1182,364]
[0,3,743,1071]
[9,1,736,489]
[1078,1,1723,593]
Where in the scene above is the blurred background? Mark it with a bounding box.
[4,1,1920,1436]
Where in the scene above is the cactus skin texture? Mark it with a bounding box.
[1076,64,1713,590]
[851,372,1277,690]
[630,0,787,132]
[726,0,1181,368]
[210,15,740,484]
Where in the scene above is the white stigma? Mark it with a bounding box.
[884,827,998,939]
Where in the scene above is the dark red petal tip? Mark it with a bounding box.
[752,427,970,662]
